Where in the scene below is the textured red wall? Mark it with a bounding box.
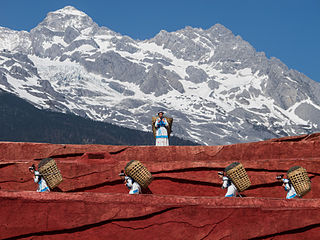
[1,133,320,239]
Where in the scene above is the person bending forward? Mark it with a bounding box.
[221,175,238,197]
[34,171,50,192]
[125,176,141,194]
[282,178,297,199]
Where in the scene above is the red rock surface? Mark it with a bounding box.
[1,133,320,239]
[1,191,320,240]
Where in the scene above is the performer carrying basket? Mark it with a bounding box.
[276,166,311,199]
[119,160,153,194]
[29,164,50,192]
[219,162,251,197]
[29,158,63,191]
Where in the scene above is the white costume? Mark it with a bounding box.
[125,176,141,194]
[222,176,238,197]
[34,171,50,192]
[283,179,297,199]
[154,117,169,146]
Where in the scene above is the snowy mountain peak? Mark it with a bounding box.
[208,23,232,33]
[1,6,320,145]
[34,6,96,32]
[0,27,31,53]
[53,6,88,17]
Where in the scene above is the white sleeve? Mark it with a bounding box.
[34,171,40,183]
[285,183,291,191]
[34,175,39,183]
[282,179,289,184]
[155,118,159,127]
[222,176,229,189]
[125,176,133,188]
[164,118,169,126]
[282,179,291,191]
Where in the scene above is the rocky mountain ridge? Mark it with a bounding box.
[1,6,320,145]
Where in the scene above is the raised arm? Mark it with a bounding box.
[155,118,160,127]
[163,118,169,126]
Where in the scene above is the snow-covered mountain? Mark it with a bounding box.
[1,5,320,145]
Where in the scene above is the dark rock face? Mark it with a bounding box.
[1,133,320,239]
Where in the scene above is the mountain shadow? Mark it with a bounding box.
[0,91,198,146]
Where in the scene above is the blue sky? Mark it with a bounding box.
[1,0,319,82]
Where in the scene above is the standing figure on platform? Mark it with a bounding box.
[154,111,169,146]
[119,170,141,194]
[218,171,238,197]
[277,175,297,199]
[29,164,50,192]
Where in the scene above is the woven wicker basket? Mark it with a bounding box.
[225,162,251,192]
[287,166,311,197]
[38,158,62,189]
[125,160,152,189]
